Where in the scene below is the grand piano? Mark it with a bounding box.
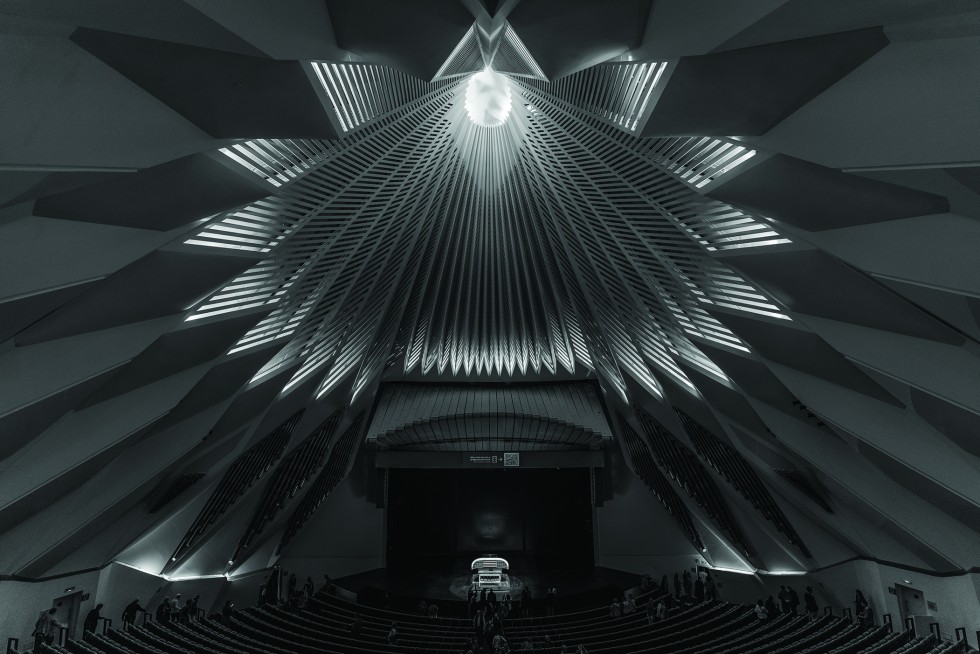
[471,556,511,591]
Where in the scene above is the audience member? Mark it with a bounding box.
[622,593,637,615]
[673,573,681,599]
[694,576,705,603]
[179,599,194,624]
[428,602,439,618]
[778,586,791,614]
[609,598,622,618]
[351,614,363,637]
[683,570,693,599]
[387,621,399,645]
[755,599,768,620]
[804,587,819,620]
[788,586,800,616]
[121,597,147,629]
[705,574,718,602]
[303,576,315,597]
[222,600,235,623]
[83,603,103,634]
[473,607,486,641]
[765,595,777,621]
[155,597,171,624]
[33,607,65,652]
[521,587,532,618]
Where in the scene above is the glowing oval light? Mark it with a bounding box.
[465,69,512,127]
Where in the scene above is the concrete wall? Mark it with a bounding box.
[275,472,384,582]
[812,560,980,649]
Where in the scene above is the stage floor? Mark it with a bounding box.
[335,559,639,604]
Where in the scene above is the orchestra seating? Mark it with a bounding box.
[33,589,967,654]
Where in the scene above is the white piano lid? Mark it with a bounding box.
[471,557,509,569]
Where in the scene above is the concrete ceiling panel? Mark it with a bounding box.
[327,0,474,80]
[15,250,255,345]
[643,28,888,136]
[708,154,949,231]
[508,0,653,79]
[70,28,339,139]
[33,153,268,230]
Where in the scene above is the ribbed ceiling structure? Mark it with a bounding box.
[2,0,980,582]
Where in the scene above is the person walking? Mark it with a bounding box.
[765,596,777,621]
[155,598,172,624]
[778,586,791,614]
[788,587,800,616]
[804,587,819,621]
[33,607,65,652]
[83,603,104,634]
[121,598,147,630]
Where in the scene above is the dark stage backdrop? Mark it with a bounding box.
[386,468,594,568]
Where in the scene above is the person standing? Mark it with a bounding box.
[222,601,235,623]
[303,576,315,597]
[34,608,65,652]
[84,603,104,634]
[473,608,486,643]
[673,573,681,599]
[804,587,819,621]
[765,596,777,621]
[788,587,800,616]
[705,575,718,602]
[521,586,532,618]
[694,577,705,603]
[778,586,791,614]
[682,570,693,599]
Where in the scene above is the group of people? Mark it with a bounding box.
[668,569,720,604]
[259,567,325,612]
[607,593,639,618]
[754,586,821,621]
[149,593,208,625]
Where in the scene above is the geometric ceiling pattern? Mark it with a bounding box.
[2,0,980,581]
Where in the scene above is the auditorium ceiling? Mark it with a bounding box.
[2,0,980,580]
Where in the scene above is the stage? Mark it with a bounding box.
[333,557,639,615]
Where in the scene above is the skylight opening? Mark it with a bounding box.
[465,69,513,127]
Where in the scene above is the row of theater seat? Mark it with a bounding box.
[35,589,964,654]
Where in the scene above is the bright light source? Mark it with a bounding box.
[465,69,512,127]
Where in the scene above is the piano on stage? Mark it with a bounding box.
[471,556,511,591]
